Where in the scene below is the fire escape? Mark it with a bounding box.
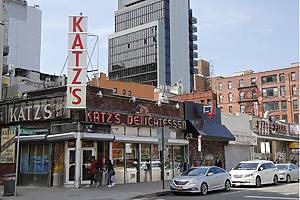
[238,83,262,116]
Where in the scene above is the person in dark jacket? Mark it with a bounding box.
[215,157,223,168]
[106,159,115,187]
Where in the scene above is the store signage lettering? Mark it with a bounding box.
[67,16,88,109]
[255,119,288,135]
[86,111,186,130]
[0,127,16,163]
[8,102,68,123]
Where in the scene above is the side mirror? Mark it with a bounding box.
[258,167,263,171]
[207,172,214,176]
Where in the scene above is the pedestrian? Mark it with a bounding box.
[89,156,98,186]
[95,156,104,187]
[144,159,151,182]
[291,157,297,165]
[275,158,280,164]
[106,159,115,187]
[182,159,189,172]
[215,157,223,168]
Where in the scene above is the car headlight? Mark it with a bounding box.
[244,174,253,178]
[188,179,197,185]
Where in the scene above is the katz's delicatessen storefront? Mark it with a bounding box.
[0,86,188,187]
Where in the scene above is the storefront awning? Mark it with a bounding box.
[187,121,235,141]
[15,134,47,142]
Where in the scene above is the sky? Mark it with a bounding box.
[27,0,299,76]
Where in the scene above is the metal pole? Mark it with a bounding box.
[74,113,81,189]
[161,127,165,190]
[14,125,21,196]
[0,0,5,99]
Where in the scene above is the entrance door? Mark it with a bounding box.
[66,147,95,185]
[81,148,94,184]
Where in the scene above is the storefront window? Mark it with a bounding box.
[125,143,139,183]
[173,146,184,177]
[151,144,161,181]
[112,142,125,184]
[140,144,151,182]
[21,144,48,174]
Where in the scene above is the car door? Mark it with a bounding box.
[291,164,299,181]
[214,167,227,189]
[258,163,269,184]
[206,167,218,190]
[269,163,278,183]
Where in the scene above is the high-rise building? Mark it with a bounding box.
[3,0,41,71]
[108,0,198,92]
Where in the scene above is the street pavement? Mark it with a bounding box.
[0,181,170,200]
[132,182,300,200]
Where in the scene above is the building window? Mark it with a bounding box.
[262,75,277,84]
[20,144,48,174]
[113,88,118,94]
[228,81,232,89]
[240,92,244,101]
[128,90,132,96]
[251,78,256,85]
[239,79,244,87]
[252,92,257,99]
[279,74,285,82]
[262,87,278,97]
[218,82,223,91]
[293,99,298,110]
[219,95,223,103]
[228,93,233,103]
[281,114,287,122]
[128,43,131,48]
[207,99,211,105]
[280,86,286,97]
[229,106,233,113]
[122,89,126,95]
[240,105,245,113]
[294,114,299,124]
[281,101,287,111]
[263,102,279,111]
[144,39,147,45]
[291,72,296,81]
[292,85,297,96]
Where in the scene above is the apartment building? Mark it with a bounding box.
[214,63,299,124]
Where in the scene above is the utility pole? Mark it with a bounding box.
[0,0,4,99]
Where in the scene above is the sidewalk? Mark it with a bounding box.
[0,181,170,200]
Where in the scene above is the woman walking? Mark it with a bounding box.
[107,159,115,187]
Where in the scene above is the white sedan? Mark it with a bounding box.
[170,166,231,195]
[276,163,299,183]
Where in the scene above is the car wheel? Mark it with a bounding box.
[273,175,278,185]
[201,183,208,195]
[255,176,261,188]
[286,175,291,183]
[224,180,231,191]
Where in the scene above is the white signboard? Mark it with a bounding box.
[67,16,88,109]
[198,135,202,152]
[0,127,16,163]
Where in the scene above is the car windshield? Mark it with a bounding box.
[276,165,288,170]
[234,163,258,170]
[182,167,208,176]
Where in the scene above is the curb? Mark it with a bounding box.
[131,190,172,199]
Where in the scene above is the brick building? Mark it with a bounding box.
[91,72,155,100]
[170,90,216,107]
[213,63,299,124]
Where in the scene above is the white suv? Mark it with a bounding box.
[229,160,279,187]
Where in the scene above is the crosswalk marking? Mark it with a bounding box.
[244,195,299,200]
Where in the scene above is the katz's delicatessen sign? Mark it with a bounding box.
[67,15,88,109]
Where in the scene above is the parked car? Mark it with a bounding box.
[230,160,279,187]
[276,163,299,183]
[170,166,231,195]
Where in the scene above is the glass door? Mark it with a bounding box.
[66,148,76,184]
[82,148,95,184]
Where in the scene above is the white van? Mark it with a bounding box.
[229,160,279,187]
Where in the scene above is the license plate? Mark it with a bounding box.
[176,186,183,190]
